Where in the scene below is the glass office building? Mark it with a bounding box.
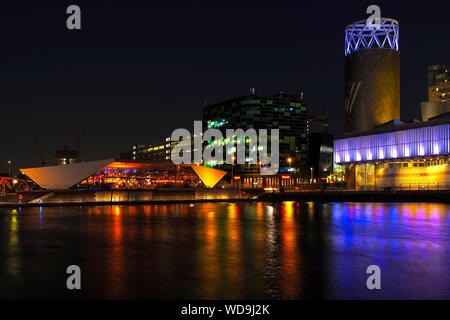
[421,65,450,121]
[428,64,449,102]
[202,92,308,178]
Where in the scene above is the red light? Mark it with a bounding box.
[18,194,23,200]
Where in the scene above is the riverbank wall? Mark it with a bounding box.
[1,188,450,208]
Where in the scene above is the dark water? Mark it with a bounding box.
[0,202,449,299]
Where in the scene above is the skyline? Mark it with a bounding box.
[2,0,450,172]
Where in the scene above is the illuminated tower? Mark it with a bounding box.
[344,18,400,133]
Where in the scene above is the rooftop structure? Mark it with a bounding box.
[344,18,399,56]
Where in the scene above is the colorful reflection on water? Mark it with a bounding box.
[0,202,449,299]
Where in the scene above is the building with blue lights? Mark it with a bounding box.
[334,115,450,190]
[335,17,450,190]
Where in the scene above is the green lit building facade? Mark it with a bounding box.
[202,93,308,177]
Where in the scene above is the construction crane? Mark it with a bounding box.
[63,129,87,157]
[33,136,46,166]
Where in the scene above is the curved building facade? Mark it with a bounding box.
[344,19,400,133]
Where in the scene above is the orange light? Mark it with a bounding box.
[106,162,156,169]
[234,176,241,180]
[281,175,290,179]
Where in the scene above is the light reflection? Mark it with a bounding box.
[106,205,124,298]
[197,203,220,298]
[263,202,279,298]
[7,215,20,277]
[1,202,448,299]
[328,202,449,298]
[280,201,302,298]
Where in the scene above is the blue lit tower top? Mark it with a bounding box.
[345,18,399,56]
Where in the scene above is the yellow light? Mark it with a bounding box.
[13,180,17,184]
[189,165,227,188]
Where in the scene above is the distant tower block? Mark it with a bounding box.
[344,18,400,133]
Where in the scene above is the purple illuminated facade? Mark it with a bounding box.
[334,122,450,164]
[345,18,399,56]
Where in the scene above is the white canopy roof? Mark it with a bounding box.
[20,159,114,190]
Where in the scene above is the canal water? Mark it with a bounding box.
[0,202,449,299]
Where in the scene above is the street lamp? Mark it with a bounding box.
[8,160,11,180]
[310,167,314,184]
[287,157,292,167]
[258,161,262,186]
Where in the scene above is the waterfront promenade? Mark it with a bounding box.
[1,188,450,208]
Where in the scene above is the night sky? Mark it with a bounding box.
[2,0,449,173]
